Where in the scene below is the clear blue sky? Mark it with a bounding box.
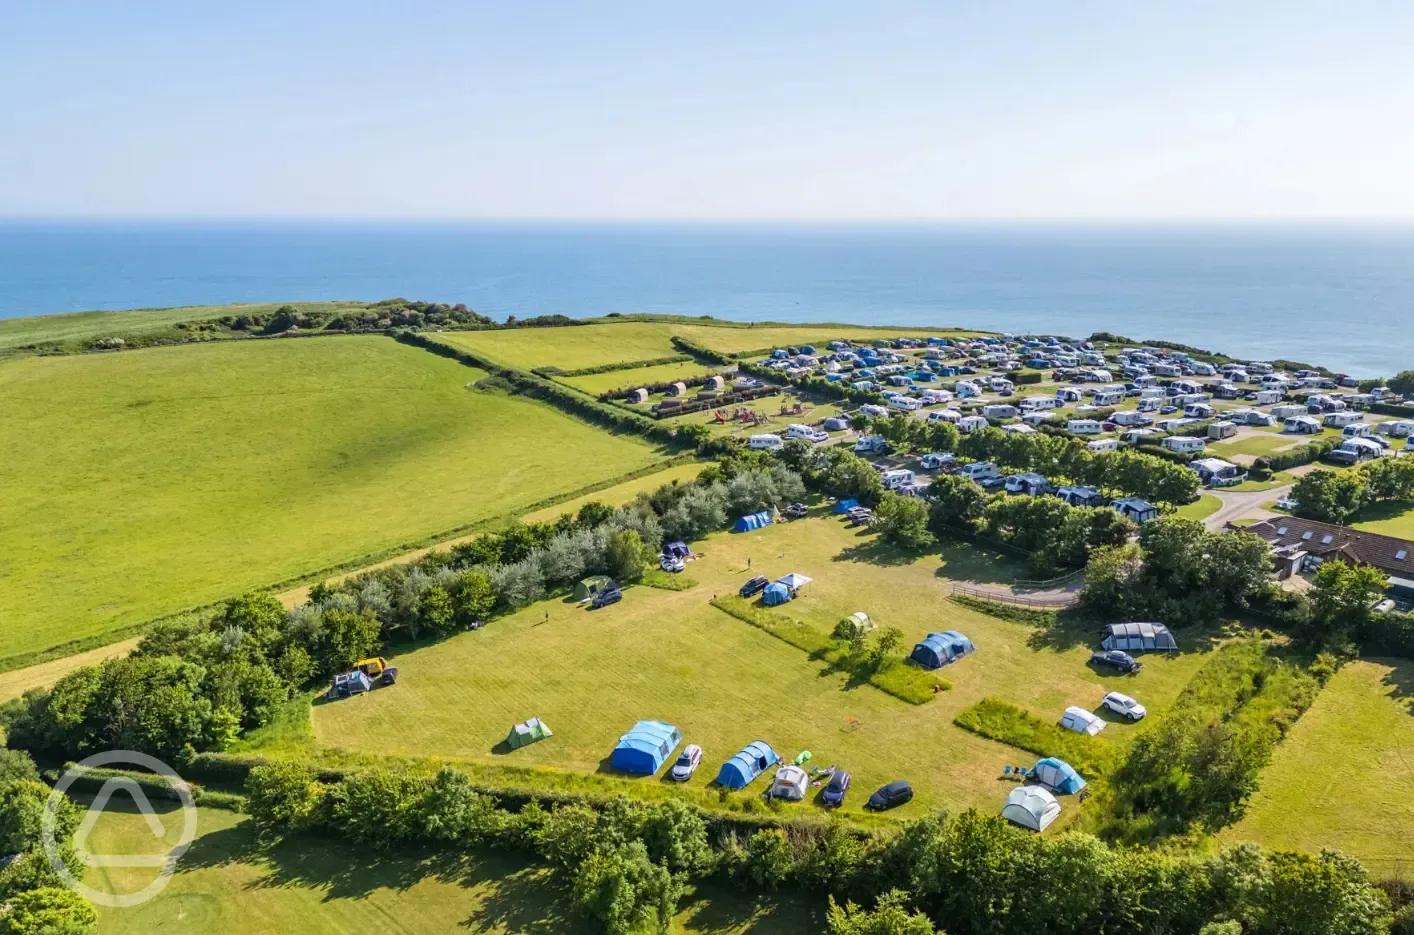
[3,2,1411,220]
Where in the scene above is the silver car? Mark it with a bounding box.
[1102,691,1147,721]
[670,744,702,781]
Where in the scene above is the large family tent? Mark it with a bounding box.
[1101,622,1178,653]
[573,576,614,602]
[1002,786,1062,832]
[910,631,976,669]
[1031,757,1086,795]
[762,583,793,606]
[733,511,773,532]
[610,720,682,775]
[505,717,553,750]
[833,498,860,514]
[1058,706,1106,736]
[715,741,780,790]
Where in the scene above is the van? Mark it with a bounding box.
[749,434,784,451]
[960,462,1001,482]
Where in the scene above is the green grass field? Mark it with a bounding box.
[559,360,722,395]
[0,336,664,660]
[1206,433,1303,460]
[314,515,1213,820]
[0,302,368,353]
[667,323,981,357]
[1352,499,1414,540]
[85,803,817,935]
[1176,495,1222,521]
[1222,659,1414,874]
[521,461,708,524]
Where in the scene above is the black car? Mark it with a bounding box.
[1160,405,1179,415]
[866,780,913,811]
[1091,650,1142,674]
[739,575,769,598]
[821,770,851,807]
[590,586,622,609]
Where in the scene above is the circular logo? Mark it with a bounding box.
[42,750,199,909]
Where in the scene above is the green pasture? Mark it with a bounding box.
[1206,432,1303,460]
[86,803,816,935]
[314,515,1214,819]
[667,323,981,357]
[1222,659,1414,874]
[560,359,722,395]
[1176,495,1222,521]
[1353,499,1414,539]
[0,336,662,660]
[521,461,708,524]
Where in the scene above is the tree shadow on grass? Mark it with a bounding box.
[932,541,1023,585]
[832,539,918,568]
[1024,608,1099,653]
[1380,658,1414,712]
[677,881,821,934]
[1349,498,1414,527]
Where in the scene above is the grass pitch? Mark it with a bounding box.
[560,359,721,395]
[86,803,817,935]
[314,514,1213,819]
[0,336,663,660]
[1222,659,1414,873]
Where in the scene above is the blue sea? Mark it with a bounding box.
[1,222,1411,376]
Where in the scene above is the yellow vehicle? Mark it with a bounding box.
[355,657,391,678]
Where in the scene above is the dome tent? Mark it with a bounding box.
[715,741,780,790]
[1031,757,1086,795]
[733,511,773,533]
[1002,785,1061,832]
[762,583,792,606]
[910,631,976,669]
[1058,706,1106,736]
[610,720,682,775]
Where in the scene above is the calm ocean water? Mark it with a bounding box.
[1,222,1410,376]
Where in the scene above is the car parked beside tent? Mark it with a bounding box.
[1003,786,1062,832]
[910,631,976,669]
[610,720,682,775]
[573,575,614,602]
[1031,757,1087,795]
[716,741,780,790]
[1058,706,1106,736]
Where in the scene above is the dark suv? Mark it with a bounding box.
[590,586,622,609]
[866,780,913,811]
[739,575,769,598]
[1091,650,1142,674]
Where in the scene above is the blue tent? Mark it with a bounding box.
[610,720,682,775]
[733,511,773,533]
[833,498,859,514]
[910,631,976,669]
[715,741,780,789]
[1031,757,1086,795]
[762,582,792,606]
[663,541,690,558]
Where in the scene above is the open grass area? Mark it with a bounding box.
[1352,499,1414,540]
[313,515,1215,819]
[0,302,368,354]
[667,323,982,357]
[0,336,664,660]
[1222,659,1414,875]
[521,461,708,524]
[85,802,818,935]
[1207,433,1304,460]
[559,359,722,395]
[1176,495,1222,521]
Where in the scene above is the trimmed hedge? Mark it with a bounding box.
[543,354,693,378]
[1266,435,1340,472]
[953,697,1115,777]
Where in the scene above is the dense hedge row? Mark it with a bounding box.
[537,354,694,378]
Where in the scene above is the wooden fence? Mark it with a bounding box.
[949,583,1081,609]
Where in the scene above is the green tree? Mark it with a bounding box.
[739,829,794,890]
[218,592,285,646]
[576,500,616,529]
[926,420,960,454]
[640,798,712,875]
[1387,370,1414,398]
[1307,560,1389,646]
[874,494,936,550]
[571,841,684,935]
[453,568,497,626]
[244,762,327,840]
[926,475,988,533]
[1362,456,1414,502]
[606,528,652,583]
[0,887,97,935]
[327,769,429,849]
[319,608,382,674]
[416,584,455,634]
[0,750,39,786]
[418,767,506,846]
[1292,469,1369,525]
[826,890,938,935]
[1079,544,1145,619]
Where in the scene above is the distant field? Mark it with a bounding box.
[560,359,721,395]
[87,803,816,935]
[522,461,707,524]
[438,320,985,373]
[314,514,1214,819]
[1222,660,1414,873]
[1352,499,1414,540]
[1176,495,1222,521]
[0,301,367,352]
[0,336,662,659]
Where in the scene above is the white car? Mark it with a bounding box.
[670,744,702,781]
[659,555,686,573]
[1102,691,1147,721]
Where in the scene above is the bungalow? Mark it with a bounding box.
[1245,516,1414,600]
[1283,416,1322,434]
[1113,497,1162,524]
[1068,419,1104,435]
[1163,436,1207,454]
[1056,485,1108,508]
[1190,457,1244,485]
[1005,472,1052,496]
[983,404,1019,419]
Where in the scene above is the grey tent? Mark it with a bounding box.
[1101,622,1178,653]
[1002,786,1061,832]
[574,576,614,602]
[506,717,553,750]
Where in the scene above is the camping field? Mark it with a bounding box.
[0,336,665,662]
[85,802,817,935]
[521,461,708,524]
[1353,498,1414,540]
[1222,659,1414,874]
[558,359,722,395]
[313,513,1215,820]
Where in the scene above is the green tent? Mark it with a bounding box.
[506,717,553,750]
[573,575,613,602]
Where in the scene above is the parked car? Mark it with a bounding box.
[1102,691,1148,720]
[739,575,769,598]
[590,586,622,609]
[784,502,809,519]
[847,507,875,526]
[820,769,852,807]
[670,744,703,781]
[1091,650,1142,674]
[1160,405,1179,415]
[659,555,686,573]
[1275,496,1299,511]
[866,780,914,811]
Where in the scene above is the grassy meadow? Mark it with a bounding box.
[0,336,664,660]
[521,461,708,524]
[1353,499,1414,539]
[85,803,817,935]
[314,514,1214,820]
[1222,659,1414,873]
[560,359,722,395]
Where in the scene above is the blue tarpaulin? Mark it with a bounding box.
[610,720,682,775]
[833,499,859,514]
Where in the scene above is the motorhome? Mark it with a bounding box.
[1254,389,1284,405]
[1153,362,1182,377]
[1342,422,1375,439]
[1021,396,1059,411]
[1093,389,1125,407]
